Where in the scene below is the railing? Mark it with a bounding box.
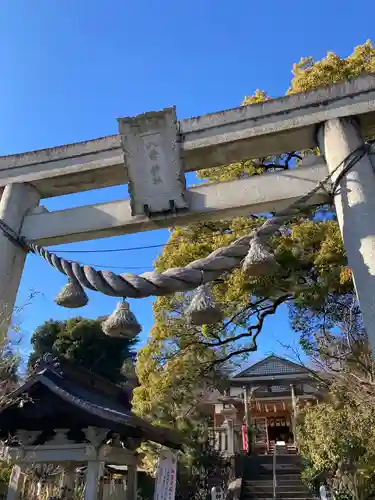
[272,446,277,500]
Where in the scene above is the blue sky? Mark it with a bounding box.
[0,0,373,365]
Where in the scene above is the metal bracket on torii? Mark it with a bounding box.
[1,74,375,348]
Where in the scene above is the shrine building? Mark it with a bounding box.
[205,355,322,455]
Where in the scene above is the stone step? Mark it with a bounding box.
[277,475,303,479]
[244,483,309,490]
[261,467,302,473]
[247,477,302,484]
[244,475,301,483]
[243,486,273,492]
[276,479,305,484]
[277,493,312,499]
[242,496,313,500]
[262,464,301,469]
[244,475,273,480]
[278,484,310,490]
[244,485,307,491]
[249,474,302,481]
[244,480,273,485]
[244,487,309,495]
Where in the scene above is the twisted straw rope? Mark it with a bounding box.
[26,173,335,299]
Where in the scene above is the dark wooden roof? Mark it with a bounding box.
[0,355,182,450]
[232,355,311,379]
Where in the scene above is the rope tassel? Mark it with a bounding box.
[185,284,223,325]
[102,300,142,339]
[55,279,89,308]
[242,236,279,277]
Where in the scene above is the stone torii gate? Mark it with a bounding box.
[1,75,375,348]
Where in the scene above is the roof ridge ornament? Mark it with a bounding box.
[34,353,63,376]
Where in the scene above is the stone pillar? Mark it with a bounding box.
[213,430,218,451]
[84,461,103,500]
[126,464,137,500]
[225,418,235,455]
[318,118,375,356]
[0,183,40,338]
[6,465,24,500]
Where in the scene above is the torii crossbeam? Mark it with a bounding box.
[1,74,375,350]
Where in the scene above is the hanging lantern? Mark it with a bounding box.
[55,279,88,308]
[185,284,223,325]
[102,300,142,339]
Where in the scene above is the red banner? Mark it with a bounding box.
[242,424,248,452]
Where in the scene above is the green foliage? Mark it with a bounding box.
[28,317,137,383]
[297,401,375,499]
[176,442,233,500]
[0,339,19,485]
[0,344,20,390]
[296,287,375,498]
[298,403,374,473]
[0,335,21,404]
[288,41,375,94]
[0,462,12,486]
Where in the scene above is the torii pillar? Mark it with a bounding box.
[318,117,375,355]
[0,183,40,339]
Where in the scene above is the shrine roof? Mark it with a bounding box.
[232,355,313,381]
[0,355,182,449]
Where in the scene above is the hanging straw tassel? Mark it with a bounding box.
[55,279,89,308]
[242,235,279,277]
[102,300,142,339]
[185,284,223,325]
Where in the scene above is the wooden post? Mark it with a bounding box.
[243,386,252,454]
[60,463,76,500]
[0,183,40,338]
[318,118,375,357]
[6,465,24,500]
[290,384,297,444]
[126,464,137,500]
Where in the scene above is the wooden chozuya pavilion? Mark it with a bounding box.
[204,355,322,455]
[0,354,182,500]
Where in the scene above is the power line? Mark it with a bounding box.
[77,263,153,271]
[47,222,266,255]
[40,229,258,270]
[54,243,167,254]
[32,221,291,272]
[31,211,317,270]
[29,252,153,271]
